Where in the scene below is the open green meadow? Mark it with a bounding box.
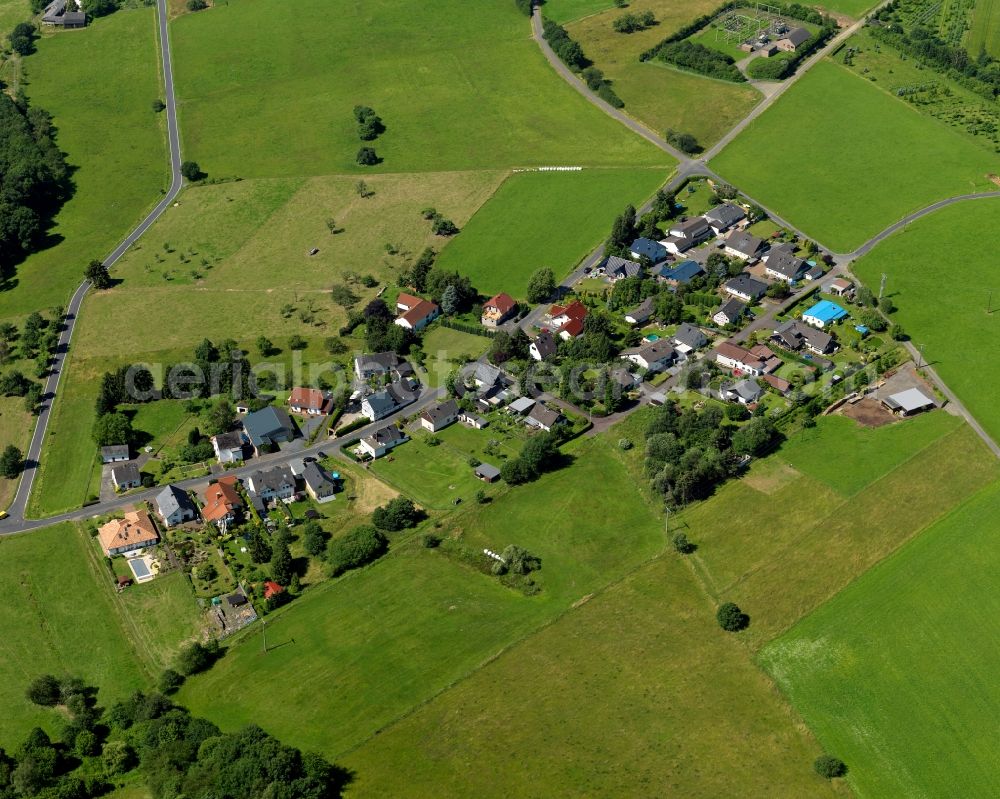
[0,8,168,320]
[710,60,998,252]
[419,326,490,386]
[434,168,667,296]
[815,0,880,17]
[541,0,617,24]
[968,0,1000,56]
[0,0,29,34]
[170,0,668,177]
[678,413,1000,645]
[567,0,762,149]
[761,480,1000,797]
[853,198,1000,443]
[0,524,149,748]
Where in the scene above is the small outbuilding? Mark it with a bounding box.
[475,463,501,483]
[881,387,935,416]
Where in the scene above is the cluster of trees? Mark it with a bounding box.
[643,399,778,507]
[0,93,70,267]
[0,443,23,478]
[9,22,36,55]
[371,496,421,531]
[613,10,655,33]
[353,104,385,166]
[327,525,388,577]
[665,128,700,154]
[186,0,207,11]
[716,601,748,631]
[542,18,625,107]
[658,40,745,82]
[514,0,533,15]
[500,430,562,485]
[490,544,541,576]
[526,266,556,303]
[603,191,681,259]
[420,206,459,237]
[487,327,530,365]
[579,65,625,108]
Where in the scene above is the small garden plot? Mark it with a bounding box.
[419,326,491,388]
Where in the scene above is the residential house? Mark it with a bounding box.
[302,462,337,501]
[475,463,501,483]
[459,411,488,429]
[101,445,129,464]
[624,296,655,326]
[712,298,747,326]
[629,237,668,263]
[671,323,708,354]
[469,362,502,389]
[654,260,704,286]
[395,298,440,332]
[155,484,198,528]
[609,367,641,391]
[829,278,854,297]
[354,351,402,380]
[420,399,459,432]
[211,430,246,463]
[481,293,518,327]
[547,300,588,340]
[98,510,158,557]
[200,476,244,527]
[703,203,746,235]
[763,244,806,282]
[358,425,409,459]
[111,463,141,491]
[508,397,536,416]
[42,0,86,25]
[619,339,676,372]
[525,403,563,432]
[802,300,848,329]
[361,381,418,421]
[529,330,557,361]
[289,387,334,416]
[396,293,424,313]
[803,263,825,281]
[723,273,769,302]
[881,387,936,416]
[762,373,792,395]
[242,406,297,455]
[772,319,836,354]
[714,341,780,376]
[723,378,763,405]
[61,10,85,26]
[603,255,643,282]
[724,230,765,261]
[776,26,811,51]
[246,464,297,502]
[667,217,712,248]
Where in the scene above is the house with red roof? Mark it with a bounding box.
[481,293,518,328]
[263,580,284,599]
[201,476,244,527]
[547,300,588,341]
[289,387,334,416]
[394,298,440,331]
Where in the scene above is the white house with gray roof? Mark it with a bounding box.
[155,484,198,528]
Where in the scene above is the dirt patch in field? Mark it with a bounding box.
[743,460,801,494]
[840,398,897,428]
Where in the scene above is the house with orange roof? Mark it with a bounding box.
[481,293,518,328]
[547,300,588,341]
[394,298,440,332]
[98,510,159,557]
[289,387,335,416]
[201,476,244,527]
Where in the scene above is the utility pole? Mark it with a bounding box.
[261,616,267,654]
[917,343,925,369]
[879,273,887,302]
[987,290,993,315]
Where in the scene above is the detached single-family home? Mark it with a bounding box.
[723,378,763,405]
[547,300,588,340]
[101,445,130,464]
[201,476,244,527]
[668,217,712,245]
[803,263,825,281]
[703,203,746,235]
[111,463,141,491]
[763,244,806,281]
[289,387,335,416]
[211,430,247,463]
[98,510,158,557]
[672,323,708,354]
[714,341,780,376]
[420,399,459,432]
[481,293,518,327]
[624,296,656,326]
[609,367,641,391]
[829,278,854,297]
[525,403,563,432]
[881,387,936,416]
[654,260,704,286]
[395,298,439,332]
[619,339,676,372]
[603,255,643,282]
[802,300,848,329]
[629,237,668,263]
[354,351,402,380]
[396,293,424,313]
[243,406,297,455]
[772,319,836,355]
[361,380,418,421]
[246,464,297,502]
[155,484,198,528]
[724,230,765,261]
[359,424,409,459]
[302,462,337,501]
[723,274,769,302]
[529,330,557,361]
[777,26,811,51]
[713,298,747,326]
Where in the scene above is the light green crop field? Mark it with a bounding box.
[567,0,762,148]
[170,0,668,177]
[178,435,666,757]
[0,8,168,320]
[854,199,1000,443]
[345,555,842,799]
[434,168,667,296]
[711,60,998,252]
[0,523,148,748]
[968,0,1000,56]
[761,480,1000,798]
[0,0,29,34]
[679,414,1000,645]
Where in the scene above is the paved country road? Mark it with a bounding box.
[5,0,183,526]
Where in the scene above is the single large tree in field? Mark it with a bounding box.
[0,444,23,479]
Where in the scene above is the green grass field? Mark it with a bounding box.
[170,0,668,177]
[434,168,667,296]
[0,524,149,748]
[853,198,1000,444]
[814,0,879,17]
[968,0,1000,56]
[0,0,29,34]
[711,60,998,252]
[0,8,168,320]
[761,479,1000,797]
[0,394,34,511]
[567,0,762,149]
[419,326,491,386]
[541,0,617,23]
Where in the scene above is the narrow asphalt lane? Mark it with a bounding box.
[7,0,184,526]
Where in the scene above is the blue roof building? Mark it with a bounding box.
[629,237,668,264]
[242,406,297,452]
[657,259,704,285]
[802,300,848,329]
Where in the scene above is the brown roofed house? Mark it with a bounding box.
[481,293,518,328]
[98,510,159,557]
